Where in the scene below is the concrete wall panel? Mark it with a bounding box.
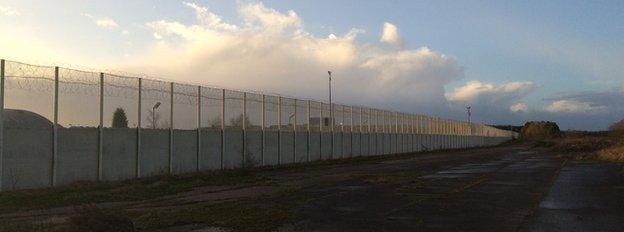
[3,128,53,190]
[360,133,369,156]
[332,132,343,159]
[351,133,361,157]
[308,132,321,161]
[245,130,263,167]
[56,128,98,185]
[102,128,136,181]
[343,133,352,158]
[140,129,170,176]
[280,131,294,164]
[320,132,332,160]
[263,131,279,165]
[295,132,308,163]
[199,129,221,170]
[223,129,243,168]
[172,130,197,174]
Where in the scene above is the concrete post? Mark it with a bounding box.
[220,89,225,169]
[277,96,281,164]
[136,78,142,178]
[350,106,353,158]
[293,99,296,162]
[196,86,201,171]
[261,94,265,166]
[51,67,59,186]
[306,100,311,162]
[169,82,174,174]
[242,92,246,167]
[0,59,4,191]
[98,73,104,181]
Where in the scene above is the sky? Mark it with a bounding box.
[0,0,623,130]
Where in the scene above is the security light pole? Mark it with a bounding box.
[153,102,161,129]
[328,71,332,126]
[466,106,471,123]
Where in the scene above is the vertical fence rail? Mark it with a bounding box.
[242,92,247,168]
[261,94,265,166]
[98,73,104,181]
[136,78,142,178]
[169,83,174,174]
[220,89,225,169]
[0,59,4,191]
[52,66,59,187]
[196,86,201,172]
[277,96,281,164]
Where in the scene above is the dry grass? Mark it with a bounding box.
[535,131,624,162]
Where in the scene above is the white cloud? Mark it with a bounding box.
[121,30,129,35]
[509,103,528,113]
[380,22,403,47]
[545,100,606,114]
[124,2,462,111]
[545,100,608,114]
[0,5,20,16]
[95,17,118,29]
[446,80,535,103]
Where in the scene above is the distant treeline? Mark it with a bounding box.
[489,125,523,133]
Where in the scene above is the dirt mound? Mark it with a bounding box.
[520,121,561,140]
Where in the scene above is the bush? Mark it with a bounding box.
[520,121,561,140]
[112,108,129,128]
[608,118,624,131]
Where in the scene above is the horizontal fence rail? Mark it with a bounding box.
[0,59,518,191]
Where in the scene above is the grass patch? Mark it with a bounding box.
[133,199,296,232]
[0,170,267,214]
[357,171,423,184]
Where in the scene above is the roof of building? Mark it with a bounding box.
[4,109,53,129]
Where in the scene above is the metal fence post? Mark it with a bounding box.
[293,99,297,162]
[242,92,247,168]
[319,102,323,159]
[221,89,225,169]
[197,86,201,172]
[98,73,104,181]
[136,78,142,178]
[52,66,59,187]
[0,60,4,191]
[306,100,310,162]
[350,106,353,158]
[261,94,265,166]
[277,96,282,164]
[169,82,174,174]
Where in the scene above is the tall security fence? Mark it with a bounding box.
[0,59,517,191]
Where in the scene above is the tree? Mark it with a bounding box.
[229,114,253,128]
[112,108,128,128]
[609,119,624,131]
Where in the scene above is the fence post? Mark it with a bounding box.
[98,73,104,181]
[277,96,281,164]
[0,60,4,191]
[350,106,353,158]
[220,89,225,169]
[306,100,310,162]
[261,94,265,166]
[136,78,142,178]
[197,86,201,172]
[52,66,59,187]
[293,99,296,162]
[169,82,174,174]
[319,102,323,159]
[242,92,246,168]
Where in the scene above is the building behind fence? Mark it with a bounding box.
[0,59,517,191]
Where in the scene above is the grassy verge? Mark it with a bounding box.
[0,170,267,214]
[531,131,624,162]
